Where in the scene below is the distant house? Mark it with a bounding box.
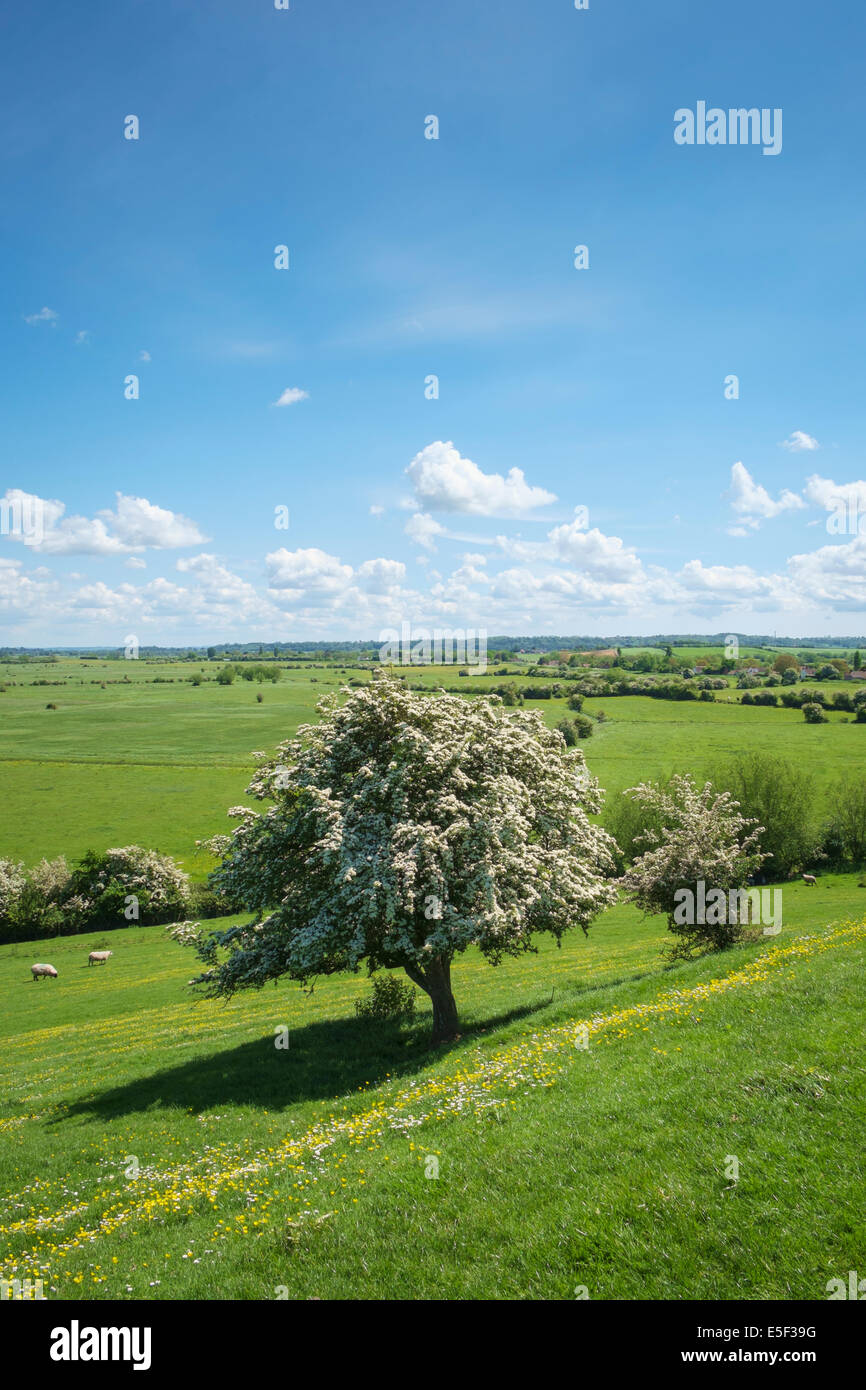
[846,670,866,681]
[800,666,816,677]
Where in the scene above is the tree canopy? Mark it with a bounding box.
[181,676,618,1042]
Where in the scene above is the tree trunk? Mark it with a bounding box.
[405,956,460,1045]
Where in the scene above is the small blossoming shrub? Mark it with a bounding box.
[618,774,768,958]
[803,702,828,724]
[62,847,189,928]
[0,858,26,924]
[354,973,416,1022]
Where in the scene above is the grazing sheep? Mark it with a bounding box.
[88,950,113,966]
[31,963,58,981]
[802,873,817,885]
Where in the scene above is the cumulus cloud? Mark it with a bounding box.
[0,489,207,555]
[356,558,406,592]
[404,512,445,552]
[780,430,820,452]
[786,535,866,610]
[494,510,642,584]
[803,474,866,519]
[272,387,309,407]
[99,494,208,550]
[266,547,354,601]
[726,461,806,532]
[406,440,556,516]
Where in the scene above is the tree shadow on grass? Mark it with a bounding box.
[57,996,554,1125]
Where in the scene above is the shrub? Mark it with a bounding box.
[710,754,819,879]
[555,717,577,747]
[188,883,237,919]
[62,847,189,930]
[803,702,828,724]
[603,779,670,874]
[354,973,416,1022]
[618,774,767,957]
[825,777,866,866]
[0,858,26,923]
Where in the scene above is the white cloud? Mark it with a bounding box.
[0,489,207,555]
[272,387,309,407]
[266,547,353,601]
[356,558,406,592]
[98,494,208,550]
[406,440,556,516]
[726,461,806,532]
[780,430,820,452]
[495,511,643,584]
[24,306,58,325]
[74,330,90,346]
[139,350,151,362]
[404,512,445,552]
[786,535,866,610]
[125,556,146,570]
[803,474,866,517]
[369,504,385,517]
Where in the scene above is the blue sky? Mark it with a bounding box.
[2,0,865,644]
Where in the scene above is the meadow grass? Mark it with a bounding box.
[1,876,863,1300]
[1,657,861,869]
[1,654,863,1302]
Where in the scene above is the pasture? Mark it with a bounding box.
[1,879,864,1300]
[1,651,864,1301]
[0,654,861,870]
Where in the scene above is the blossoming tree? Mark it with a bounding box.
[617,774,767,956]
[182,677,619,1044]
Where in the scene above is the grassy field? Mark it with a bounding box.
[1,650,863,1302]
[0,655,861,870]
[1,877,864,1300]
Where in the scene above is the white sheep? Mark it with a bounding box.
[31,963,58,981]
[88,950,113,966]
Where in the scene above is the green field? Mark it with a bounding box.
[0,655,861,870]
[1,880,864,1299]
[1,651,864,1301]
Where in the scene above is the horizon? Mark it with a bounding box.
[3,631,866,657]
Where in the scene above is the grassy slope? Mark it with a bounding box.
[1,876,864,1300]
